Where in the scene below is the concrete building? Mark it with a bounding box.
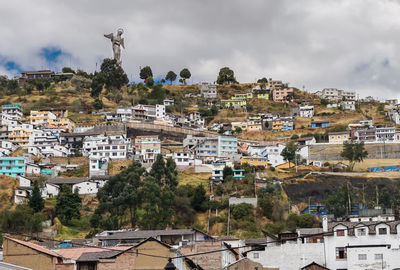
[340,100,356,110]
[8,124,34,147]
[323,216,400,270]
[299,105,314,118]
[273,88,294,102]
[1,104,23,120]
[83,134,131,160]
[20,70,54,79]
[328,131,350,144]
[30,111,57,126]
[0,157,25,177]
[261,143,286,167]
[376,126,395,142]
[200,82,217,99]
[354,127,376,142]
[316,88,356,101]
[134,135,161,163]
[218,135,237,157]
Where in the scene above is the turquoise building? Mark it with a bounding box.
[217,136,238,157]
[0,157,25,177]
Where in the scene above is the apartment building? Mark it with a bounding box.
[271,117,294,131]
[2,104,23,120]
[354,127,376,142]
[134,135,161,163]
[299,105,314,118]
[28,130,69,157]
[30,110,57,126]
[132,104,166,120]
[340,100,356,110]
[8,124,35,146]
[316,88,356,101]
[200,82,218,99]
[273,88,294,102]
[83,134,131,160]
[376,126,396,141]
[217,135,238,157]
[0,157,25,177]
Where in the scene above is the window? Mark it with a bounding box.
[336,247,347,259]
[357,228,366,236]
[336,229,345,236]
[358,254,367,260]
[112,146,118,149]
[375,254,383,260]
[253,252,259,259]
[378,227,387,235]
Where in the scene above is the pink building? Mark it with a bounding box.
[273,88,294,102]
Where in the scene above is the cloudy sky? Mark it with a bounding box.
[1,0,400,99]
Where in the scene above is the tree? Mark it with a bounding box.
[280,141,298,167]
[99,58,129,91]
[146,76,154,87]
[217,67,237,85]
[223,166,233,180]
[326,183,353,218]
[140,66,153,80]
[96,161,145,228]
[55,184,82,225]
[165,71,177,84]
[179,68,191,85]
[90,72,105,97]
[92,98,104,110]
[191,185,207,211]
[234,126,242,134]
[340,140,368,171]
[264,121,269,129]
[62,67,75,74]
[257,77,268,83]
[29,180,44,213]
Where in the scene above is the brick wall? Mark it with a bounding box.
[181,241,223,270]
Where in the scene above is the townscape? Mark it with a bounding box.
[2,2,400,270]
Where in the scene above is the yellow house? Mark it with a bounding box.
[272,119,283,131]
[47,117,75,131]
[8,126,34,146]
[241,156,269,168]
[257,93,269,100]
[30,110,57,126]
[328,131,350,144]
[222,99,247,109]
[232,121,248,131]
[247,120,262,131]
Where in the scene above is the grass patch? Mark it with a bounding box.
[178,169,210,187]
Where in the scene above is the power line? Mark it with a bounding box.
[3,219,400,261]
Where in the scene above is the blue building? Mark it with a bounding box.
[311,121,330,129]
[0,157,25,177]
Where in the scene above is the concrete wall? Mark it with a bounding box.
[229,197,257,207]
[247,242,325,270]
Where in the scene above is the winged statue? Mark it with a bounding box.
[104,28,125,65]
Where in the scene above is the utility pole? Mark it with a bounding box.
[227,204,230,236]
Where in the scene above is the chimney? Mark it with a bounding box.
[322,215,328,232]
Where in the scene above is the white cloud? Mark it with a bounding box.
[1,0,400,99]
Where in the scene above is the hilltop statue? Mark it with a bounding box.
[104,28,125,65]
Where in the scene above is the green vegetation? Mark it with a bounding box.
[340,140,368,171]
[29,180,44,213]
[165,71,177,84]
[55,185,82,225]
[281,141,298,167]
[217,67,237,84]
[140,66,153,80]
[179,68,191,85]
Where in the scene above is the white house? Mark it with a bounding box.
[260,143,286,167]
[323,216,400,270]
[340,100,356,110]
[299,105,314,118]
[82,134,131,160]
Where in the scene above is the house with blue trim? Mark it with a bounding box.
[311,121,330,129]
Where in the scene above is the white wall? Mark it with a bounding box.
[247,242,325,270]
